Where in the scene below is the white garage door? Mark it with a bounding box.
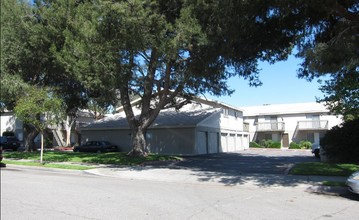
[228,134,236,152]
[237,134,243,150]
[220,133,228,152]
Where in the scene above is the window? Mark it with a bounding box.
[222,108,229,117]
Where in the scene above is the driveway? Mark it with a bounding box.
[149,148,317,175]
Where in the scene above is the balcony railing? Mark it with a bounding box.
[297,120,328,130]
[256,122,285,131]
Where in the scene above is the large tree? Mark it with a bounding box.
[1,0,113,147]
[295,0,359,118]
[53,0,307,156]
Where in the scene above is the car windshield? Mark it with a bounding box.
[102,141,111,145]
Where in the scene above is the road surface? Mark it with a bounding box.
[1,165,358,220]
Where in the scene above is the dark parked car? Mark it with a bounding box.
[0,136,21,151]
[73,141,119,153]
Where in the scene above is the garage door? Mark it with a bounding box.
[220,133,228,152]
[197,132,207,154]
[237,134,243,150]
[228,134,236,152]
[208,132,218,153]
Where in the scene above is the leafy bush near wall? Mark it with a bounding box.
[267,141,281,148]
[299,141,312,149]
[260,139,271,148]
[289,142,301,149]
[321,118,359,163]
[249,142,262,148]
[250,140,281,149]
[289,141,312,149]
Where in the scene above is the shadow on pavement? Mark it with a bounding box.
[143,149,341,188]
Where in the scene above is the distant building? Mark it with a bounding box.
[0,111,95,147]
[242,103,343,147]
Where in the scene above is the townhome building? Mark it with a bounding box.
[80,97,250,155]
[242,102,343,148]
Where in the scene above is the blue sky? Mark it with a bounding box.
[206,55,325,107]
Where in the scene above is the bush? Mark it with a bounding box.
[267,141,281,148]
[299,141,312,149]
[320,118,359,163]
[257,139,281,149]
[260,139,271,148]
[289,142,301,149]
[249,142,262,148]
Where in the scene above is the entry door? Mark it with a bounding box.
[282,133,289,148]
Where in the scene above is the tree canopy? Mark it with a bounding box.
[2,0,357,156]
[49,0,309,156]
[295,0,359,118]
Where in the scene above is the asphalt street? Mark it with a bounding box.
[2,149,359,220]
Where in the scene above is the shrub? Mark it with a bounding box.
[260,139,271,148]
[267,141,281,148]
[249,142,262,148]
[258,139,281,148]
[320,118,359,163]
[289,142,301,149]
[299,141,312,149]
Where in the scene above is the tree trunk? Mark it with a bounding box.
[23,124,39,152]
[127,127,148,157]
[65,115,76,147]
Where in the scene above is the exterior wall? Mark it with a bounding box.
[218,108,249,151]
[0,112,24,141]
[147,128,196,155]
[196,110,250,153]
[81,127,197,155]
[220,108,244,131]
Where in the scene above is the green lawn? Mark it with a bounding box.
[289,162,359,176]
[3,151,182,167]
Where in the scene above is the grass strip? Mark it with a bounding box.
[290,162,359,176]
[3,151,182,166]
[2,160,94,170]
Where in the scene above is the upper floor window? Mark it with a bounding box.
[222,108,229,117]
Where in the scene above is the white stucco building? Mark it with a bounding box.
[242,102,343,147]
